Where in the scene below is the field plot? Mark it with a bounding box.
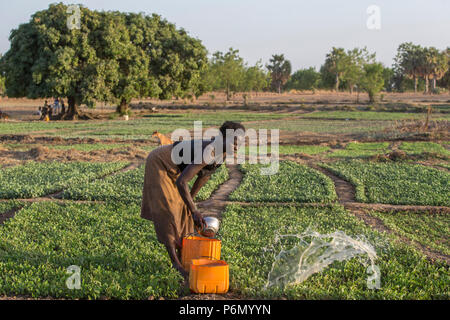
[399,142,450,157]
[50,143,131,152]
[369,211,449,255]
[0,161,128,199]
[230,161,337,203]
[321,161,450,206]
[62,164,228,203]
[0,202,182,299]
[220,205,449,299]
[328,142,389,158]
[300,111,450,121]
[0,112,288,140]
[239,145,330,156]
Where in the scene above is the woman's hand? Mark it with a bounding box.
[192,211,206,231]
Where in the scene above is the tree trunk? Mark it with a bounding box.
[414,75,417,93]
[226,84,230,101]
[60,96,93,120]
[349,84,354,94]
[335,74,339,92]
[432,77,436,92]
[424,75,429,94]
[116,98,129,114]
[368,91,375,103]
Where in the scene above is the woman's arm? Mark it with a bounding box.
[190,174,211,199]
[175,163,207,228]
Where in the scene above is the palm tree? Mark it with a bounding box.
[267,54,292,94]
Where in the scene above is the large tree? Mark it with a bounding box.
[0,4,121,119]
[267,54,291,94]
[0,4,208,118]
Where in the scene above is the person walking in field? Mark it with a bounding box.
[140,121,245,279]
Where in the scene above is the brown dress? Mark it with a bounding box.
[140,144,194,247]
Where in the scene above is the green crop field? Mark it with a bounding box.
[300,111,450,121]
[230,161,337,203]
[220,205,449,299]
[369,211,450,255]
[321,161,450,206]
[62,163,228,203]
[328,142,389,158]
[399,142,450,156]
[239,145,330,156]
[0,162,128,199]
[0,201,182,299]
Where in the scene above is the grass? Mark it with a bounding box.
[0,161,129,199]
[321,160,450,206]
[220,204,449,299]
[328,142,389,158]
[0,201,182,299]
[230,161,337,203]
[399,142,450,157]
[369,211,449,255]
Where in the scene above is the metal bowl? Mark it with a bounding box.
[200,216,220,238]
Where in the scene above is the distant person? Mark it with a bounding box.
[53,98,60,115]
[41,101,49,120]
[61,100,66,115]
[37,106,42,118]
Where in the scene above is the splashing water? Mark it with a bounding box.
[264,230,379,289]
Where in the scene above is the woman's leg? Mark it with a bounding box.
[165,241,188,279]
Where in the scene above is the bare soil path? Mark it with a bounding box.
[197,164,243,218]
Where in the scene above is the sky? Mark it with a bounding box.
[0,0,449,70]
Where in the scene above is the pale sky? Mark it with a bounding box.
[0,0,449,70]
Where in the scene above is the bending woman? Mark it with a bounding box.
[141,121,245,278]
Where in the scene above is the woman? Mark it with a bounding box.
[141,121,245,278]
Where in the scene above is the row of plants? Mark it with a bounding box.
[321,160,450,206]
[230,161,337,203]
[62,164,229,203]
[220,204,449,299]
[369,211,449,255]
[0,161,129,199]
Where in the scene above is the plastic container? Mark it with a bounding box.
[189,258,229,294]
[181,236,221,270]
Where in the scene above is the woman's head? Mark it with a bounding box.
[219,121,246,153]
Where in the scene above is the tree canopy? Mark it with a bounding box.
[0,3,208,119]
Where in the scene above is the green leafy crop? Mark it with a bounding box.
[230,161,337,203]
[0,162,128,199]
[321,160,450,206]
[220,204,449,299]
